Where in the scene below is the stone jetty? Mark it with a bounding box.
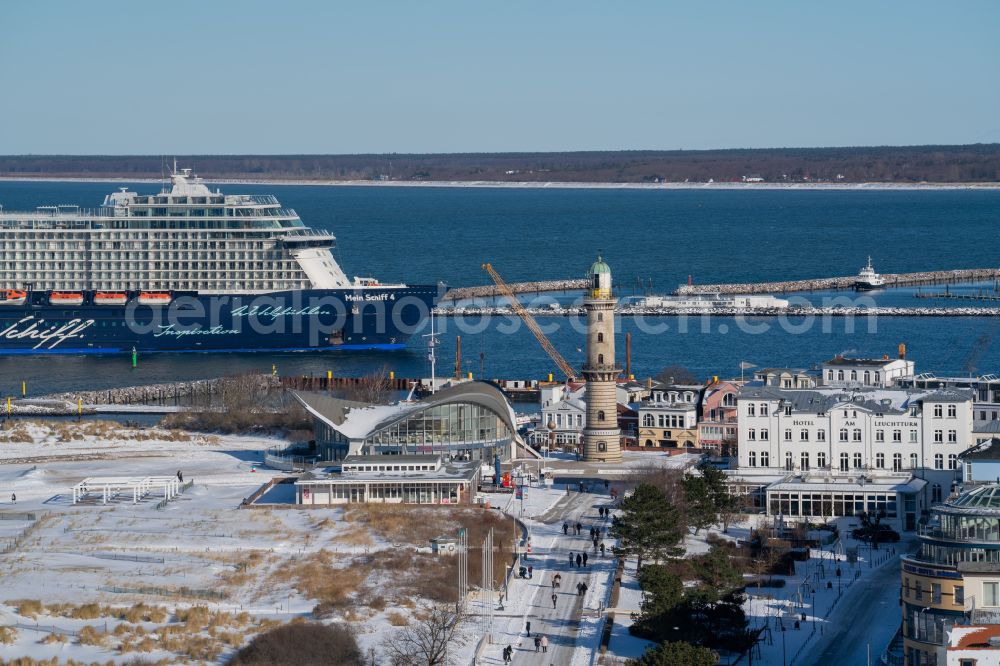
[435,305,1000,317]
[675,268,1000,295]
[441,278,588,302]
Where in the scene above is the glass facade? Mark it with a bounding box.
[364,402,511,461]
[768,491,898,518]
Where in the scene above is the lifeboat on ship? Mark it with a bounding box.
[138,291,172,305]
[49,292,84,306]
[94,292,128,306]
[0,289,27,306]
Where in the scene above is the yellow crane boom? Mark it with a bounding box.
[482,263,578,381]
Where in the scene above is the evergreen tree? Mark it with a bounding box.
[636,564,684,619]
[692,544,743,597]
[631,641,717,666]
[611,483,685,570]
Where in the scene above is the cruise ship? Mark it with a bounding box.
[0,168,438,355]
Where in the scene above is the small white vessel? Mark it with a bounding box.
[854,256,885,291]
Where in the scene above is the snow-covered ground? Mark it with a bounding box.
[0,421,519,664]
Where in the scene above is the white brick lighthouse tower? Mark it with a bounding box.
[582,256,622,463]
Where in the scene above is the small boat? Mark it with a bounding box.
[138,291,172,305]
[94,292,128,305]
[0,289,27,306]
[49,292,84,306]
[854,256,885,291]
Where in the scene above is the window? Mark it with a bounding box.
[760,428,769,441]
[949,454,958,470]
[853,452,862,469]
[800,452,810,470]
[643,414,654,426]
[817,429,826,442]
[910,430,918,443]
[985,582,999,607]
[761,451,770,466]
[853,428,862,442]
[598,354,604,365]
[839,453,849,471]
[748,404,755,417]
[910,453,919,469]
[800,429,809,441]
[749,451,757,467]
[932,483,941,502]
[598,410,606,422]
[876,430,885,442]
[785,452,793,471]
[837,370,844,381]
[893,453,903,471]
[948,404,957,418]
[934,454,944,470]
[784,405,792,416]
[955,586,964,606]
[948,430,957,443]
[864,370,871,384]
[915,581,923,601]
[893,429,902,443]
[784,429,792,441]
[839,428,849,442]
[874,372,881,383]
[851,370,858,381]
[876,453,885,469]
[817,452,827,468]
[597,332,604,343]
[932,583,942,604]
[723,393,736,407]
[747,428,756,441]
[934,430,943,443]
[761,404,769,416]
[934,404,943,418]
[827,370,834,381]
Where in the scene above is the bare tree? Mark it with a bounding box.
[654,365,700,385]
[345,366,394,405]
[381,603,467,666]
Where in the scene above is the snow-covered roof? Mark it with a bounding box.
[738,385,973,414]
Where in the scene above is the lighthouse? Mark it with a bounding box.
[582,256,622,463]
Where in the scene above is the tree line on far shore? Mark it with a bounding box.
[2,143,999,183]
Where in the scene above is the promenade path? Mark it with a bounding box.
[479,487,617,666]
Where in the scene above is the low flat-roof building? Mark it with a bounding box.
[293,380,520,463]
[295,455,481,506]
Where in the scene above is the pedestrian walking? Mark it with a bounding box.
[600,542,606,556]
[563,522,569,535]
[551,592,558,608]
[576,553,582,567]
[582,552,588,567]
[504,645,512,663]
[534,635,541,652]
[593,538,598,552]
[528,565,533,579]
[552,575,557,589]
[576,582,584,596]
[576,521,582,535]
[581,581,588,595]
[526,620,531,637]
[569,552,574,567]
[540,635,549,653]
[10,493,15,504]
[554,573,561,588]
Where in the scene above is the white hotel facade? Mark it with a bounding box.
[733,385,973,531]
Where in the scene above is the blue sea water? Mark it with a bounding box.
[1,180,999,394]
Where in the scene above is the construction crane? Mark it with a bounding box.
[482,263,578,381]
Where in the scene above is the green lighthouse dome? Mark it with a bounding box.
[588,255,611,277]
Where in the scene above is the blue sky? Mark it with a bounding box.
[1,1,998,154]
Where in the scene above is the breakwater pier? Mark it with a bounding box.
[675,267,1000,295]
[441,268,1000,301]
[435,304,1000,317]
